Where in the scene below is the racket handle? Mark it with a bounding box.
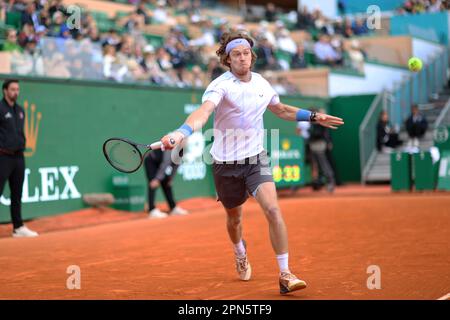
[149,141,163,150]
[149,138,176,150]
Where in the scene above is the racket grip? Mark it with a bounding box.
[149,141,163,150]
[149,139,175,150]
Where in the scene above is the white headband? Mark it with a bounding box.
[225,38,251,54]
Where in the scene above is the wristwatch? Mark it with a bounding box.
[310,111,317,122]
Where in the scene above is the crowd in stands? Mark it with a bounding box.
[0,0,417,93]
[396,0,450,14]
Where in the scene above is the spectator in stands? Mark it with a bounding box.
[101,28,121,48]
[45,52,71,78]
[347,39,366,73]
[343,18,354,38]
[296,6,313,30]
[48,0,66,18]
[265,2,277,22]
[188,65,205,88]
[47,11,70,38]
[3,29,22,53]
[21,2,41,30]
[11,38,44,76]
[276,28,297,55]
[377,110,402,152]
[291,42,307,69]
[164,37,188,84]
[103,44,128,82]
[141,44,169,85]
[136,1,151,25]
[405,105,428,148]
[258,20,276,47]
[153,0,176,25]
[206,57,225,81]
[188,22,215,47]
[156,47,179,85]
[18,23,35,47]
[352,17,369,36]
[254,36,280,71]
[314,34,342,66]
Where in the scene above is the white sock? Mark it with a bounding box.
[233,240,246,258]
[276,253,289,273]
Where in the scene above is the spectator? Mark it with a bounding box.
[347,39,365,73]
[254,36,280,71]
[377,110,402,152]
[140,44,170,85]
[153,0,176,25]
[47,11,70,38]
[18,23,36,47]
[343,18,354,38]
[291,42,307,69]
[405,105,428,148]
[11,39,44,76]
[352,17,369,36]
[296,6,313,30]
[276,29,297,55]
[136,1,151,25]
[45,52,71,78]
[102,44,128,82]
[101,28,121,48]
[48,0,66,18]
[188,65,205,88]
[206,57,225,81]
[2,29,22,53]
[313,34,342,66]
[21,2,41,30]
[258,21,276,47]
[265,2,277,22]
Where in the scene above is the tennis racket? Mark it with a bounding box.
[103,137,174,173]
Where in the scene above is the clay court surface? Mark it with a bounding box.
[0,185,449,300]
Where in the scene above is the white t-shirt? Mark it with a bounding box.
[202,71,280,161]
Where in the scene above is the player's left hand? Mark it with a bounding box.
[315,112,344,129]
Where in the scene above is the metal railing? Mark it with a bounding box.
[359,45,449,183]
[359,90,386,184]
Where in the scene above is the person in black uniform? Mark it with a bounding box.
[144,148,189,218]
[0,79,38,237]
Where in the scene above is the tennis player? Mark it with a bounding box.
[160,32,344,294]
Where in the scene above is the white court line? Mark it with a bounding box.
[437,293,450,300]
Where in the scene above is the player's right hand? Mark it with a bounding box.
[161,131,184,150]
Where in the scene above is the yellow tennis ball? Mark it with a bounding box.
[408,57,423,72]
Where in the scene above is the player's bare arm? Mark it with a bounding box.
[268,102,345,129]
[161,100,215,149]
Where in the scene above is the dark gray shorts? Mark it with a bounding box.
[212,150,273,209]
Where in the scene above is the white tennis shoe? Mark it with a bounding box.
[149,208,168,219]
[12,226,39,238]
[170,206,189,216]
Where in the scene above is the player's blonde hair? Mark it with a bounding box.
[216,31,257,70]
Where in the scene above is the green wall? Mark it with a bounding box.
[329,94,376,182]
[0,75,327,222]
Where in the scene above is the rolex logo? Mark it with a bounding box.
[23,101,42,157]
[281,139,291,151]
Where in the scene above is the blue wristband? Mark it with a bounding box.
[296,109,312,122]
[176,124,193,137]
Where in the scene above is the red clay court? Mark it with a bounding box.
[0,185,449,300]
